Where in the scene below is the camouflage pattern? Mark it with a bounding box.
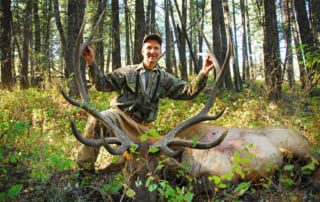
[89,62,208,122]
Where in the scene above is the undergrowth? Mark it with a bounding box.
[0,81,319,201]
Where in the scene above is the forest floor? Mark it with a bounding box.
[0,81,319,201]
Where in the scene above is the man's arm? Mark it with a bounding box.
[164,54,215,100]
[82,46,125,92]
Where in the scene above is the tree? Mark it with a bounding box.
[112,0,121,70]
[221,0,233,89]
[231,0,242,91]
[0,0,13,89]
[124,0,131,65]
[94,0,106,72]
[240,0,249,81]
[146,0,156,33]
[196,0,206,74]
[281,0,294,87]
[54,0,87,96]
[133,0,146,64]
[171,0,189,81]
[33,0,41,79]
[21,0,32,89]
[310,0,320,45]
[294,0,320,94]
[263,0,282,99]
[164,0,172,74]
[212,0,223,73]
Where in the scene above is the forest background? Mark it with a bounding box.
[0,0,319,201]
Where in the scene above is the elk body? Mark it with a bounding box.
[178,123,315,183]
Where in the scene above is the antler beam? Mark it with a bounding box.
[61,10,136,155]
[151,4,232,157]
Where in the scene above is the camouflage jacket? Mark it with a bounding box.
[89,62,208,122]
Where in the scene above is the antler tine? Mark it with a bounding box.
[62,10,136,155]
[61,88,136,155]
[74,19,89,104]
[151,7,232,157]
[169,130,228,149]
[79,9,106,53]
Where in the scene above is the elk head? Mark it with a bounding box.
[61,8,232,201]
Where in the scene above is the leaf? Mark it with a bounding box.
[0,193,6,202]
[148,130,160,138]
[140,134,148,142]
[209,176,221,185]
[148,147,160,154]
[125,188,136,199]
[234,182,251,197]
[218,183,227,189]
[222,173,233,181]
[185,191,194,202]
[148,184,158,192]
[192,136,198,147]
[283,164,294,171]
[7,184,23,198]
[129,144,139,153]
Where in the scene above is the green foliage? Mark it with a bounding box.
[102,174,123,194]
[154,180,194,202]
[0,184,23,201]
[0,82,319,201]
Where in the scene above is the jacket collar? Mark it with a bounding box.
[135,62,160,73]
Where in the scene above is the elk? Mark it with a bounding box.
[61,9,319,202]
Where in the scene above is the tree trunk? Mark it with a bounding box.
[112,0,121,70]
[165,0,172,73]
[1,0,13,89]
[263,0,282,99]
[124,0,131,65]
[311,0,320,44]
[221,0,233,89]
[21,0,32,89]
[232,0,242,91]
[189,0,194,75]
[33,0,41,77]
[169,0,182,79]
[212,0,223,73]
[245,0,253,79]
[42,0,53,83]
[173,0,188,81]
[66,0,86,96]
[240,0,249,81]
[150,0,156,32]
[282,0,294,87]
[94,0,106,72]
[133,0,146,64]
[53,0,67,69]
[291,4,306,88]
[171,30,178,76]
[196,0,205,74]
[294,0,320,94]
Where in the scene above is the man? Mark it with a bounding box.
[79,33,214,172]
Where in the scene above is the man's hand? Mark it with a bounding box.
[81,46,95,65]
[201,54,215,76]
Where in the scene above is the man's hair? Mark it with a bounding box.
[143,33,162,46]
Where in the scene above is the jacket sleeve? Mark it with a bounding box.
[163,70,208,100]
[88,62,126,92]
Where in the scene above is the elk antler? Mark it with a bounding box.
[61,10,136,155]
[150,4,232,157]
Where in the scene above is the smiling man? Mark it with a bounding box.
[79,33,215,172]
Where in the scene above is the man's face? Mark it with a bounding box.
[141,39,161,69]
